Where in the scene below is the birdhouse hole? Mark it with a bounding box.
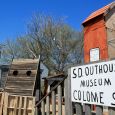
[26,71,32,76]
[13,70,18,76]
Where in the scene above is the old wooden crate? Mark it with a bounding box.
[3,92,35,115]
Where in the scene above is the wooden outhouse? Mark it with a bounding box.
[4,59,40,96]
[83,2,115,63]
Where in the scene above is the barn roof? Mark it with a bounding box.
[83,2,115,25]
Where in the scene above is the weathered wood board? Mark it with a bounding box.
[4,59,40,96]
[0,92,4,115]
[3,92,35,115]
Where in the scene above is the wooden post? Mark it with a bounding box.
[96,105,103,115]
[23,97,27,115]
[85,104,91,115]
[35,107,39,115]
[41,100,45,115]
[109,107,115,115]
[3,92,8,115]
[64,78,68,115]
[52,91,56,115]
[58,85,62,115]
[32,97,35,115]
[75,103,83,115]
[65,69,73,115]
[14,96,18,115]
[18,96,22,115]
[0,93,4,115]
[46,95,50,115]
[35,89,41,115]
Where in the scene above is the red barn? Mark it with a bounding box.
[83,2,115,63]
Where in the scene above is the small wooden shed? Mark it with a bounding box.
[4,59,40,96]
[83,2,115,63]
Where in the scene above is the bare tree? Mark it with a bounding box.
[2,14,83,75]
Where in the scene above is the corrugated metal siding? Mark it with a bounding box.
[84,17,108,63]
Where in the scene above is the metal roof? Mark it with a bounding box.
[83,2,115,24]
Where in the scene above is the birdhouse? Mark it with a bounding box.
[4,59,40,96]
[83,2,115,63]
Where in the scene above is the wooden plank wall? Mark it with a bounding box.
[4,59,39,96]
[0,65,9,88]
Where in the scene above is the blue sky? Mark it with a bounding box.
[0,0,114,43]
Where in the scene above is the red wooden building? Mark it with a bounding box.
[83,2,115,63]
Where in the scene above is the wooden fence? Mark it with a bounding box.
[35,69,115,115]
[0,92,4,115]
[35,73,73,115]
[0,92,35,115]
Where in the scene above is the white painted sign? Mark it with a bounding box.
[71,60,115,107]
[90,48,99,62]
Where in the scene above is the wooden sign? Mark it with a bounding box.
[71,60,115,107]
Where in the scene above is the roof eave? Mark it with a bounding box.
[82,2,115,26]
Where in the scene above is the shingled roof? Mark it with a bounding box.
[83,2,115,24]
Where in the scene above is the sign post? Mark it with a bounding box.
[71,60,115,107]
